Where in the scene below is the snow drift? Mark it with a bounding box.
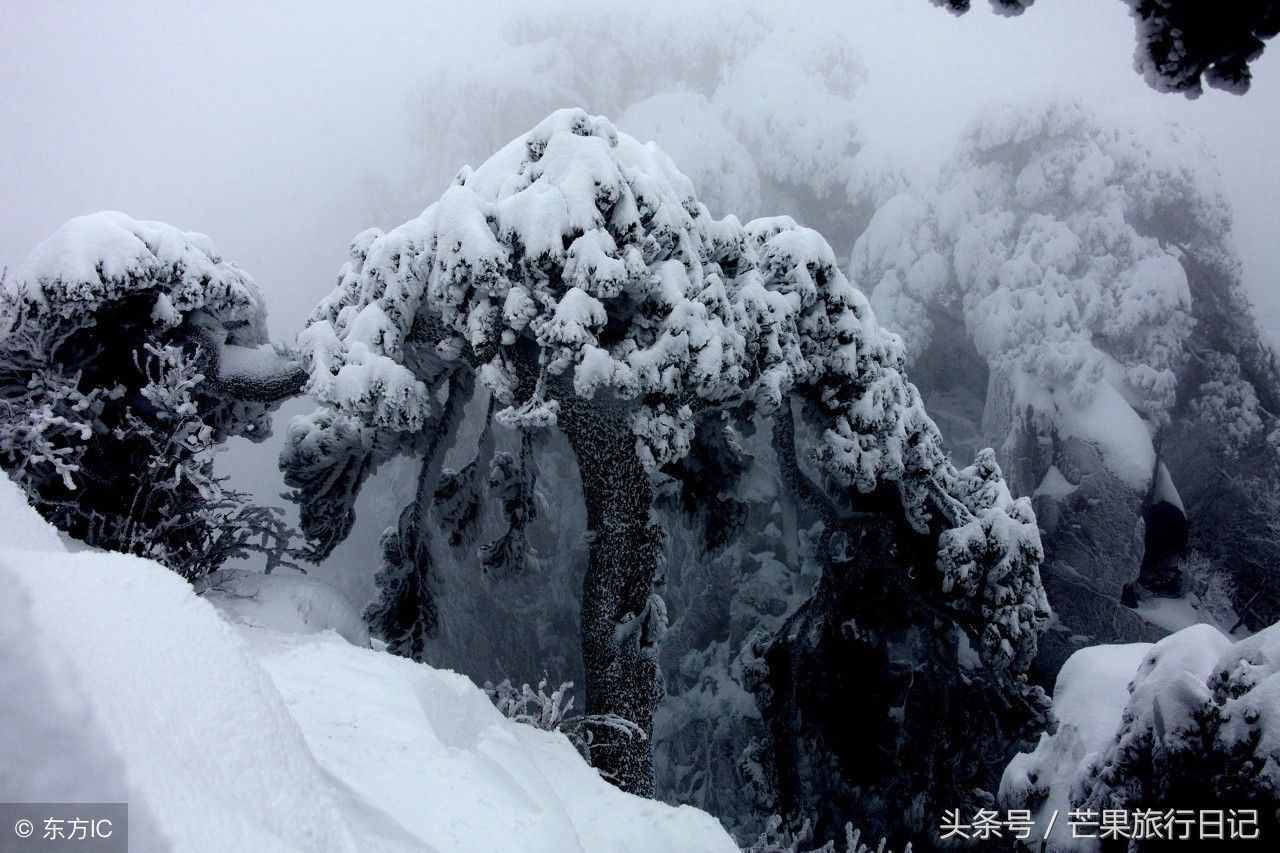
[0,474,738,853]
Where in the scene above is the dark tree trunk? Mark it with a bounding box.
[556,390,662,797]
[365,371,471,659]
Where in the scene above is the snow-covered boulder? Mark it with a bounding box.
[1000,640,1153,851]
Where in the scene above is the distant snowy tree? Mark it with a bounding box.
[936,0,1279,97]
[285,108,1049,821]
[854,99,1207,484]
[853,99,1280,665]
[0,212,305,576]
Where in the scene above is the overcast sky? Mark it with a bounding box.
[3,0,1277,338]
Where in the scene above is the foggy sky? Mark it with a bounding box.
[3,0,1277,338]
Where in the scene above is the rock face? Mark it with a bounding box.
[960,374,1161,683]
[1029,462,1165,683]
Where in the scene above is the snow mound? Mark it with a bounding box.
[4,548,367,853]
[0,472,67,552]
[0,473,737,853]
[198,568,372,647]
[0,559,171,852]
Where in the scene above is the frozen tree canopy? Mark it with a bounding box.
[0,212,305,573]
[286,107,1049,823]
[293,107,1047,668]
[854,100,1214,490]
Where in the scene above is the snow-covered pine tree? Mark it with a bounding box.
[286,110,1050,815]
[0,212,305,575]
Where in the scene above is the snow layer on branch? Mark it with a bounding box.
[5,210,268,346]
[298,107,1049,674]
[853,99,1230,489]
[0,474,739,853]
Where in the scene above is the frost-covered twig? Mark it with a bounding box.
[742,816,911,853]
[484,678,647,771]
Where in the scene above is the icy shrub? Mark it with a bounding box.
[0,213,305,576]
[484,678,646,774]
[743,815,911,853]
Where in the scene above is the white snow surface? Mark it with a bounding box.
[1033,464,1077,500]
[0,475,737,853]
[998,641,1153,852]
[0,554,173,852]
[197,568,372,648]
[0,472,68,552]
[1150,460,1184,513]
[1134,594,1206,634]
[218,343,295,382]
